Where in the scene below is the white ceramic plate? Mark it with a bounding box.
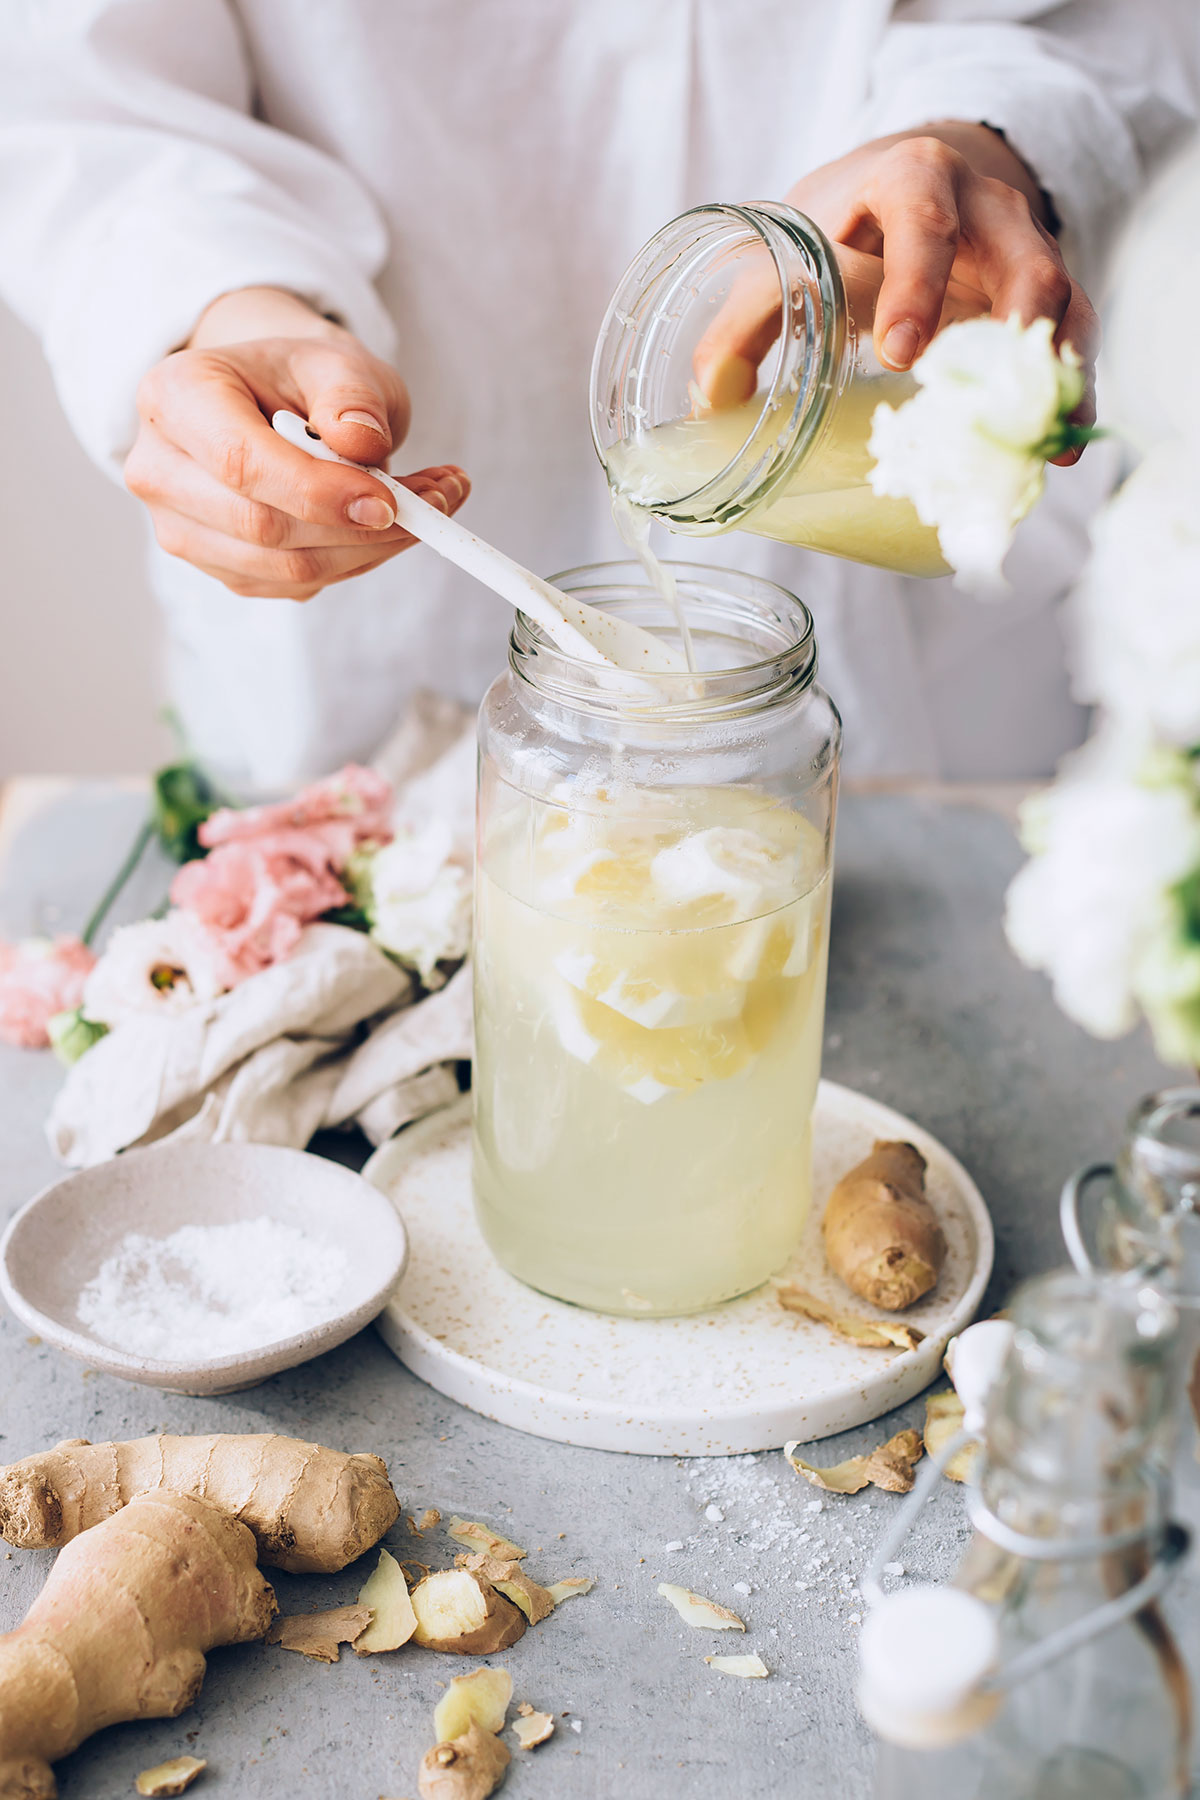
[364,1081,993,1455]
[0,1140,409,1394]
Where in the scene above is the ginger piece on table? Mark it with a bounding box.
[775,1283,925,1350]
[458,1553,555,1624]
[135,1755,207,1796]
[355,1547,418,1653]
[785,1427,925,1496]
[822,1140,947,1310]
[546,1576,594,1605]
[445,1518,525,1560]
[410,1569,526,1654]
[924,1391,979,1483]
[657,1583,745,1630]
[434,1667,513,1741]
[419,1723,511,1800]
[267,1604,372,1663]
[511,1711,555,1749]
[705,1654,769,1678]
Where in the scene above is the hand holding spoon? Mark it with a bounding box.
[272,411,685,673]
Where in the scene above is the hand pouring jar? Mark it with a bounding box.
[472,560,841,1317]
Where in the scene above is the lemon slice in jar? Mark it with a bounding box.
[553,947,747,1030]
[548,986,756,1105]
[651,826,800,917]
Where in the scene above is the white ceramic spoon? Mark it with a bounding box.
[272,410,685,673]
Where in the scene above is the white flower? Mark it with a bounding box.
[82,913,225,1027]
[358,821,472,982]
[1069,444,1200,747]
[868,316,1084,590]
[1004,762,1200,1044]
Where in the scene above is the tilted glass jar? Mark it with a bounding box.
[590,202,987,578]
[473,560,840,1317]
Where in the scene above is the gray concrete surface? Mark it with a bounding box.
[0,787,1181,1799]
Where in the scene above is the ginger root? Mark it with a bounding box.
[822,1140,946,1310]
[0,1433,399,1573]
[419,1724,510,1800]
[410,1569,526,1654]
[0,1490,275,1800]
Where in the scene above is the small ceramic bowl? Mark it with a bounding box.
[0,1140,408,1394]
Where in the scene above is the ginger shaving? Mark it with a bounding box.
[656,1583,745,1630]
[511,1711,555,1749]
[546,1576,594,1605]
[419,1722,510,1800]
[136,1756,207,1796]
[459,1553,555,1624]
[416,1508,442,1534]
[924,1391,979,1483]
[433,1666,513,1741]
[355,1547,418,1653]
[445,1517,525,1560]
[705,1654,769,1678]
[784,1427,924,1496]
[266,1604,371,1663]
[775,1283,924,1351]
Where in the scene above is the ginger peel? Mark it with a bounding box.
[0,1491,275,1800]
[822,1140,946,1310]
[0,1432,400,1573]
[266,1604,371,1663]
[135,1756,207,1796]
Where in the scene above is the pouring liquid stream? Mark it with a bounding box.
[611,493,698,673]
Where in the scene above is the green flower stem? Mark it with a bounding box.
[81,816,154,949]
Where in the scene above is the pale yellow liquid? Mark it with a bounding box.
[607,381,950,578]
[473,787,830,1315]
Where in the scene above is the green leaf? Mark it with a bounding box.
[151,760,227,863]
[1032,421,1108,460]
[47,1008,108,1066]
[320,904,371,932]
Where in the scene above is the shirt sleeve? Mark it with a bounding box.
[858,1,1199,280]
[0,0,397,475]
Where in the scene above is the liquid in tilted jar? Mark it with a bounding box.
[472,562,839,1318]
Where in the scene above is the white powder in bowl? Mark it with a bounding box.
[76,1217,350,1362]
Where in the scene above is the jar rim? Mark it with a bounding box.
[508,559,821,722]
[589,202,846,529]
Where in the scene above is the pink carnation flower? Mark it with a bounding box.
[0,935,96,1048]
[199,764,393,868]
[171,831,351,985]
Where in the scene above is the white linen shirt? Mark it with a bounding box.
[0,0,1194,789]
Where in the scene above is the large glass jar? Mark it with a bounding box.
[590,202,987,577]
[473,560,840,1317]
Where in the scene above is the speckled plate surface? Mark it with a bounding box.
[364,1081,992,1455]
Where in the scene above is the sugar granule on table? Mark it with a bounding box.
[77,1217,349,1360]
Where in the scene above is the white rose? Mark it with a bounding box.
[1004,766,1200,1042]
[360,821,472,982]
[82,913,225,1026]
[868,316,1084,590]
[1069,444,1200,748]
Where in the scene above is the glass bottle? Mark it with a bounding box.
[473,559,840,1316]
[861,1270,1191,1799]
[590,202,986,578]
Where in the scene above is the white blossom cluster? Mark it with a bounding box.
[1000,144,1200,1067]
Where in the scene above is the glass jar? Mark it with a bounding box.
[473,560,840,1317]
[590,202,987,577]
[864,1272,1190,1800]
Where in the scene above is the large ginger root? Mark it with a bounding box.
[0,1433,399,1573]
[0,1490,275,1800]
[822,1140,946,1310]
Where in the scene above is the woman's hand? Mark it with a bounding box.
[697,124,1098,465]
[124,287,469,598]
